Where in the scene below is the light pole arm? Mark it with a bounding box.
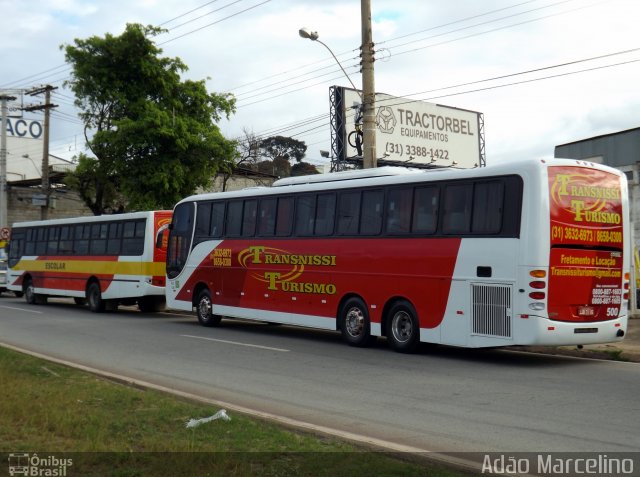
[315,39,360,95]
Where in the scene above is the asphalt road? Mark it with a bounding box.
[1,295,639,454]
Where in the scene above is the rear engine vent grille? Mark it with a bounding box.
[472,284,512,338]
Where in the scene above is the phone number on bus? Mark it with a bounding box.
[551,225,622,244]
[385,142,449,160]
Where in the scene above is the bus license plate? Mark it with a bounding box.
[578,306,595,317]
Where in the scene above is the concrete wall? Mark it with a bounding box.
[8,186,93,225]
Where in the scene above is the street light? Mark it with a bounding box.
[299,23,376,169]
[298,27,360,94]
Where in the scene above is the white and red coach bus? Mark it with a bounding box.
[165,158,629,352]
[7,211,171,312]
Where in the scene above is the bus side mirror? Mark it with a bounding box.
[155,223,170,249]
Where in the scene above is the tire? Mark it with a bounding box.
[24,278,36,305]
[386,300,420,353]
[74,297,87,306]
[340,297,376,347]
[86,282,105,313]
[196,289,221,327]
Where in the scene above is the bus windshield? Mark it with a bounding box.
[167,202,194,279]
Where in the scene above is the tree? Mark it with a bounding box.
[259,136,307,164]
[64,153,124,215]
[63,23,237,213]
[291,162,320,176]
[236,134,319,178]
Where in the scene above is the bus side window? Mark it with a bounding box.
[360,190,383,235]
[226,201,243,237]
[90,223,107,255]
[194,202,212,245]
[275,197,293,237]
[472,181,504,234]
[257,198,277,236]
[74,225,89,255]
[242,199,257,237]
[295,195,316,236]
[210,202,225,238]
[337,191,360,235]
[107,222,121,255]
[59,226,73,254]
[47,226,60,255]
[122,220,144,256]
[442,184,472,234]
[25,228,35,256]
[314,193,336,236]
[412,186,438,234]
[386,187,412,234]
[35,227,47,255]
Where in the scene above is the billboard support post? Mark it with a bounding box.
[0,94,17,231]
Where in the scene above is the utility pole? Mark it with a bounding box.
[0,94,17,231]
[361,0,377,168]
[25,85,57,220]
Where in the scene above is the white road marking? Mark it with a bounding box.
[0,305,44,314]
[180,334,290,352]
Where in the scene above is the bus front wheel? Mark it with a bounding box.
[340,297,376,347]
[24,279,36,304]
[87,282,105,313]
[386,300,420,353]
[196,289,222,327]
[24,278,46,305]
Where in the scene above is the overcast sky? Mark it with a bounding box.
[1,0,639,169]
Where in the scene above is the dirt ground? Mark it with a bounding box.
[521,316,640,362]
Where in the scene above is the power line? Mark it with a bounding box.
[244,48,640,143]
[158,0,271,45]
[165,0,245,32]
[230,0,611,107]
[385,0,611,59]
[159,0,222,26]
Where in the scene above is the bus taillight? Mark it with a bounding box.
[528,270,547,309]
[623,272,630,301]
[530,270,546,278]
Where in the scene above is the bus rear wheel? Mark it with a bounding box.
[87,282,105,313]
[386,300,420,353]
[340,297,376,347]
[196,289,221,327]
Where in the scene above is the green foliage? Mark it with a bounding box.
[259,135,307,163]
[239,134,311,179]
[63,23,238,213]
[64,153,125,215]
[291,162,320,176]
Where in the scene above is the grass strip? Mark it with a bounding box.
[0,346,470,476]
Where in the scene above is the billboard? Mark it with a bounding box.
[2,90,24,118]
[1,118,45,181]
[332,86,483,169]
